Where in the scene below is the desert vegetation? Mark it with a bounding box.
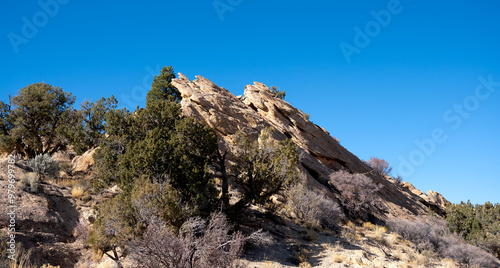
[446,201,500,258]
[365,156,392,176]
[388,216,499,268]
[329,170,384,221]
[1,65,499,267]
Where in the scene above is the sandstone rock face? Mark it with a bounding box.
[71,148,96,174]
[172,74,446,220]
[428,190,450,209]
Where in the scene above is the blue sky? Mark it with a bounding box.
[1,1,499,204]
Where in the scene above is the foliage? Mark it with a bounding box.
[28,154,59,180]
[130,212,246,268]
[285,182,343,229]
[270,86,286,100]
[87,193,136,268]
[130,176,185,231]
[365,156,392,176]
[94,98,218,213]
[2,83,76,157]
[388,216,499,267]
[67,96,117,155]
[329,170,383,220]
[146,66,181,103]
[298,109,310,120]
[90,65,223,266]
[0,100,18,154]
[230,127,299,211]
[446,201,500,258]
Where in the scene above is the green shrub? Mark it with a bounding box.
[446,201,500,258]
[229,127,299,211]
[271,86,286,100]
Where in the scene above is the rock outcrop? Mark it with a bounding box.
[172,74,446,220]
[71,148,96,175]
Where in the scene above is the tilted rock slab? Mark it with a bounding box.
[172,74,444,220]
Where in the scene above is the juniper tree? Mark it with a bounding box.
[228,127,299,212]
[1,83,76,157]
[67,96,118,155]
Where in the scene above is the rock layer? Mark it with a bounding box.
[172,74,447,220]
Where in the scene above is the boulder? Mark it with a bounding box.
[71,148,96,175]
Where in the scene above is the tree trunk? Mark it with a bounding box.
[216,150,229,210]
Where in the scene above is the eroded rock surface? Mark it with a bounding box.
[172,74,447,220]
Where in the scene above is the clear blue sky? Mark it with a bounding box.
[1,1,499,204]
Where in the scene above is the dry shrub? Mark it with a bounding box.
[131,212,252,268]
[444,243,499,268]
[365,156,392,176]
[388,216,499,268]
[285,183,343,230]
[329,170,383,220]
[387,216,447,252]
[17,173,40,193]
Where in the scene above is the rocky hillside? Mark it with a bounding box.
[0,74,465,268]
[172,74,447,221]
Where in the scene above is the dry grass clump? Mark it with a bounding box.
[374,226,387,235]
[331,252,347,263]
[71,184,85,199]
[298,262,312,268]
[346,221,355,229]
[384,232,400,247]
[362,221,376,230]
[345,231,362,242]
